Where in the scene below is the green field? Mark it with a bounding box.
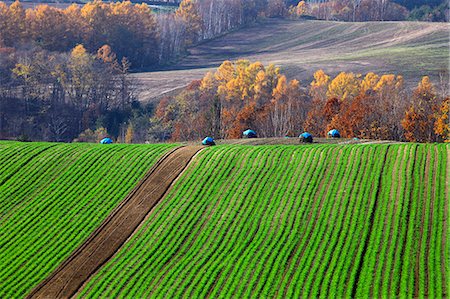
[75,144,448,298]
[0,141,176,298]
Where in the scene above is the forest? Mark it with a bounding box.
[151,60,449,143]
[0,0,447,69]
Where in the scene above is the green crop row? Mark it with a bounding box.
[0,142,176,298]
[2,142,446,298]
[76,143,447,298]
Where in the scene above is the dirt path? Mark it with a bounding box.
[27,146,203,299]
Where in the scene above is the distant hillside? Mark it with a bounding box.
[392,0,447,9]
[134,19,450,101]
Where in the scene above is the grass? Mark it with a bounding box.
[75,143,448,298]
[0,141,176,298]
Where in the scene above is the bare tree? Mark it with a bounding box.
[351,0,362,21]
[48,116,68,142]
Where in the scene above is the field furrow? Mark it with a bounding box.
[74,143,447,298]
[1,142,446,298]
[0,142,176,298]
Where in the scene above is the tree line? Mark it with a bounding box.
[0,44,140,142]
[0,0,295,69]
[295,0,448,21]
[1,54,448,143]
[1,0,446,71]
[151,60,449,143]
[0,0,448,143]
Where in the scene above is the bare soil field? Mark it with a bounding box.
[135,19,450,101]
[27,145,203,299]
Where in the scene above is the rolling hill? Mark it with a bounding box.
[134,19,450,101]
[75,143,448,298]
[0,141,176,298]
[0,141,448,298]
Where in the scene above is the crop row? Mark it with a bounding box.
[0,142,176,298]
[76,143,448,298]
[76,145,359,297]
[354,144,447,298]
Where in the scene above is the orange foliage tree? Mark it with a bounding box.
[434,98,450,142]
[151,64,447,143]
[401,76,440,142]
[153,60,306,141]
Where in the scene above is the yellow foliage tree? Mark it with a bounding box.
[360,72,379,94]
[8,1,26,43]
[327,72,360,101]
[67,44,95,108]
[310,69,330,101]
[296,1,308,15]
[176,0,202,46]
[125,124,134,144]
[434,98,450,142]
[27,5,69,51]
[402,76,439,142]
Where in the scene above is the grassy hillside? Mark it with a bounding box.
[0,141,176,298]
[77,144,448,298]
[135,19,450,101]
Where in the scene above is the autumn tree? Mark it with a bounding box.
[176,0,202,46]
[310,69,330,102]
[125,123,134,143]
[434,98,449,142]
[26,5,71,51]
[150,60,306,141]
[360,72,379,94]
[402,76,440,142]
[295,1,308,17]
[5,1,27,46]
[65,44,95,109]
[327,72,360,101]
[64,4,84,46]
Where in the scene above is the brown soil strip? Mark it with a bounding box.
[78,147,207,298]
[26,146,203,299]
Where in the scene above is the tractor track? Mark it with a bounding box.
[27,145,204,299]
